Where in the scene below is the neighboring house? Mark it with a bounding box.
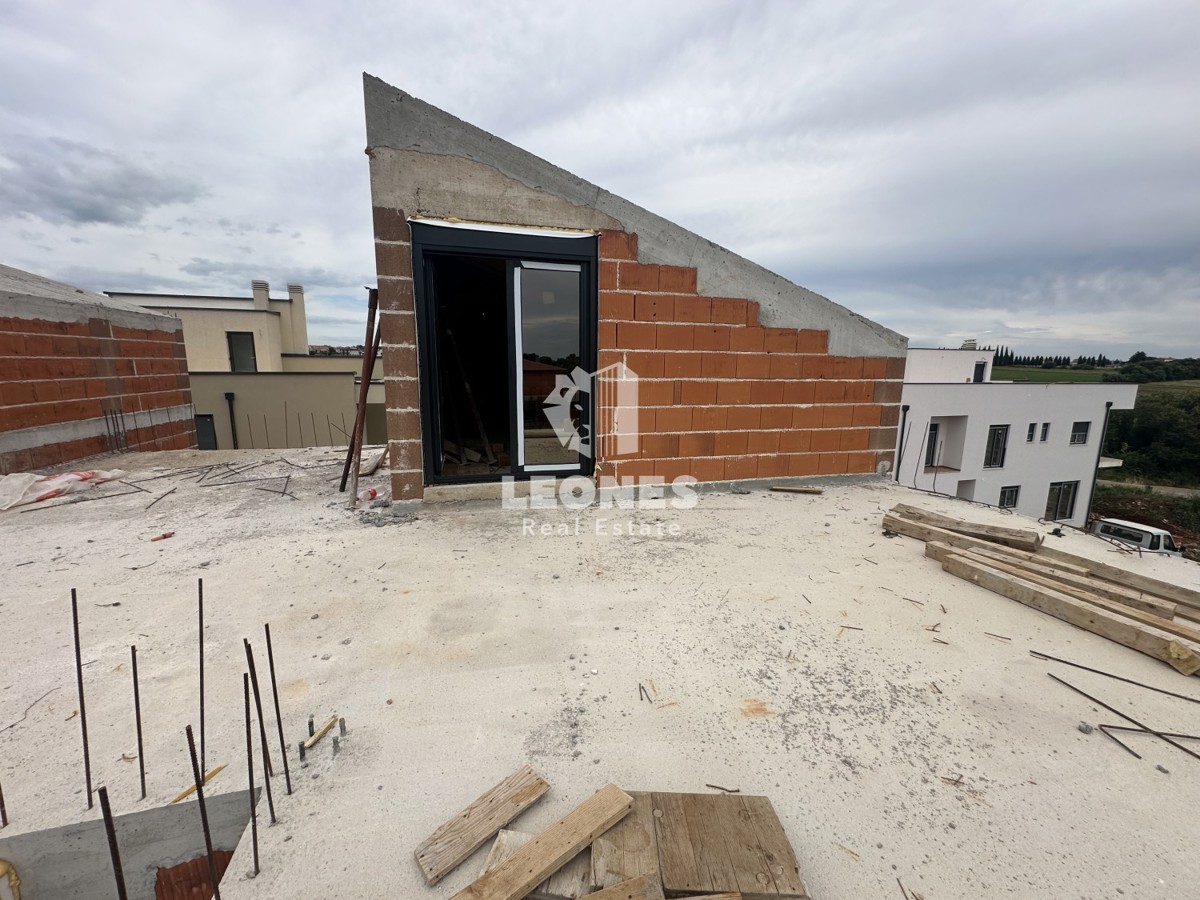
[896,347,1137,528]
[363,75,909,502]
[108,282,385,450]
[0,264,196,473]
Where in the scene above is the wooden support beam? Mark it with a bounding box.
[959,545,1176,619]
[940,552,1200,675]
[890,503,1043,550]
[884,514,1031,556]
[452,784,633,900]
[415,766,551,886]
[590,791,660,890]
[1035,545,1200,613]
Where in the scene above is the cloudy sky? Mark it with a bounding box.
[2,1,1197,357]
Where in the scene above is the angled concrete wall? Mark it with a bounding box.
[363,74,905,359]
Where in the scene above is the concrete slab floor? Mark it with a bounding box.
[1,448,1198,899]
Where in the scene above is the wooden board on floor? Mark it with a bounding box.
[942,552,1200,675]
[580,875,665,899]
[890,503,1043,550]
[770,486,824,495]
[452,784,633,900]
[415,765,550,886]
[480,830,592,900]
[650,792,809,900]
[590,791,660,890]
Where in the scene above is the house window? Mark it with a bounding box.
[983,425,1009,468]
[227,332,257,373]
[924,423,940,467]
[972,361,986,383]
[1070,421,1091,445]
[1026,423,1036,442]
[1045,481,1079,521]
[1040,423,1050,442]
[999,485,1020,509]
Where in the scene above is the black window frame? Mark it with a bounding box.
[1026,423,1036,442]
[1040,422,1050,442]
[410,223,599,486]
[983,424,1009,468]
[1046,480,1079,521]
[226,331,257,373]
[924,422,940,468]
[1070,421,1091,445]
[999,485,1020,509]
[972,361,986,383]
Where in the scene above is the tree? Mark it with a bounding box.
[1129,350,1149,363]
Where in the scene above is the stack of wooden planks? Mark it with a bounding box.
[884,504,1200,676]
[414,767,811,900]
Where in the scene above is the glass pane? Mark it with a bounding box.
[520,266,581,467]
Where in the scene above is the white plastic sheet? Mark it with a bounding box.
[0,469,127,511]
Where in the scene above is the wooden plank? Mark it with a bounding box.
[961,545,1177,618]
[941,553,1200,675]
[890,503,1043,550]
[303,715,338,750]
[1036,544,1200,613]
[580,875,665,899]
[739,796,809,899]
[479,830,593,900]
[884,513,1030,556]
[929,542,1193,638]
[769,486,824,495]
[452,784,633,900]
[650,792,702,894]
[590,791,660,890]
[651,792,808,900]
[415,765,551,886]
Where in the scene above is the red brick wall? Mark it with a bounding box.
[594,229,902,482]
[370,213,904,499]
[0,314,196,473]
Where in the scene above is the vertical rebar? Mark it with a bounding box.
[185,725,223,900]
[0,778,8,827]
[243,640,277,824]
[131,645,146,800]
[263,623,292,795]
[71,588,93,809]
[244,673,260,876]
[98,786,129,900]
[198,578,205,774]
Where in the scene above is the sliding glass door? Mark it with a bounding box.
[411,223,596,484]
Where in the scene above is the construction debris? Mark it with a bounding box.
[769,486,824,495]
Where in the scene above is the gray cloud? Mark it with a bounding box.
[0,0,1196,353]
[0,136,204,226]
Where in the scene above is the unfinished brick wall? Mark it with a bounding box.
[372,206,423,501]
[594,229,903,482]
[0,315,196,474]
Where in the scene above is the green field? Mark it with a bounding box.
[1138,379,1200,397]
[991,366,1106,383]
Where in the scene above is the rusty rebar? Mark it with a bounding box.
[185,725,222,899]
[244,673,260,875]
[98,786,129,900]
[243,640,277,824]
[71,588,93,809]
[131,645,146,799]
[264,623,292,795]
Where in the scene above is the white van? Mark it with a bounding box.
[1091,518,1185,556]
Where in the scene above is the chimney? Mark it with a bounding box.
[287,283,309,353]
[251,279,270,311]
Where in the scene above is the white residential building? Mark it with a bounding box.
[896,348,1137,528]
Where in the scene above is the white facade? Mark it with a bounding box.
[897,350,1137,527]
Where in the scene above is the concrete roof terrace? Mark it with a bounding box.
[1,449,1198,897]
